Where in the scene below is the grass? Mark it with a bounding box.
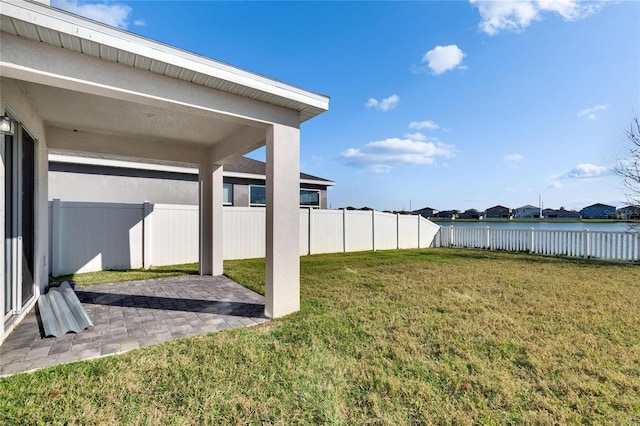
[3,248,640,424]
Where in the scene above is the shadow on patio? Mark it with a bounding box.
[0,275,267,377]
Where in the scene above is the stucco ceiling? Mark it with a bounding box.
[20,81,250,146]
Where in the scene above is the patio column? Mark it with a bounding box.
[199,160,224,276]
[265,123,300,318]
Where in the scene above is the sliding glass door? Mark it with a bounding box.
[3,123,36,324]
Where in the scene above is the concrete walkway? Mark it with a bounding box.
[0,275,267,377]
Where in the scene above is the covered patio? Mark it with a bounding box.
[0,275,266,376]
[1,0,328,345]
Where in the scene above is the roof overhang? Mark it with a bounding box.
[0,0,329,123]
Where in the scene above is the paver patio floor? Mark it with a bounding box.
[0,275,267,377]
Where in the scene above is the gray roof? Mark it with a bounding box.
[225,157,333,184]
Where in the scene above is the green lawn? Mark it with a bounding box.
[3,249,640,425]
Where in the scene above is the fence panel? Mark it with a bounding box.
[149,204,199,266]
[52,201,144,275]
[398,215,419,249]
[223,207,266,260]
[345,210,374,252]
[374,212,398,250]
[419,216,440,248]
[310,209,344,254]
[590,231,639,262]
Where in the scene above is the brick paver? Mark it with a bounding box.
[0,275,267,376]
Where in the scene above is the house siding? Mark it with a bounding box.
[580,204,616,219]
[485,206,512,219]
[49,161,330,208]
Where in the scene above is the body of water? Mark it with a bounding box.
[433,221,637,233]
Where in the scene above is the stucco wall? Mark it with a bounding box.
[48,163,330,208]
[49,163,199,204]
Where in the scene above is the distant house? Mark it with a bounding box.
[580,203,616,219]
[413,206,439,219]
[49,154,335,209]
[485,205,512,220]
[543,208,581,220]
[514,205,541,219]
[458,209,483,220]
[434,210,457,220]
[617,205,640,220]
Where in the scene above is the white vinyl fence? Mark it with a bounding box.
[48,200,440,276]
[436,226,640,263]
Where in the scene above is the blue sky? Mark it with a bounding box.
[52,0,640,212]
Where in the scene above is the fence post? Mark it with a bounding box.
[397,213,400,250]
[143,201,153,269]
[485,226,490,249]
[583,229,589,259]
[530,228,535,253]
[308,208,313,255]
[372,210,376,251]
[449,225,454,247]
[51,199,62,277]
[342,208,347,253]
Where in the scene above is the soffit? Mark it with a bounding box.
[0,1,329,123]
[20,80,241,145]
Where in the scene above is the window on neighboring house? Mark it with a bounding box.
[250,185,266,206]
[223,183,233,205]
[249,186,322,208]
[300,189,320,208]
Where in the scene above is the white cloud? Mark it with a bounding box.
[546,162,612,187]
[404,132,428,142]
[547,177,563,189]
[133,19,146,27]
[365,94,400,112]
[578,104,608,120]
[470,0,606,35]
[52,0,133,29]
[420,45,466,75]
[409,120,440,130]
[341,138,456,173]
[504,154,525,162]
[567,163,611,178]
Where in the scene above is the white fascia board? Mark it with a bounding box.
[301,178,335,186]
[49,154,335,185]
[0,0,329,112]
[225,171,335,187]
[49,154,198,174]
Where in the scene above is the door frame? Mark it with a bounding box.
[2,113,37,327]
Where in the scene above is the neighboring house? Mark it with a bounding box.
[543,208,581,219]
[580,203,617,219]
[413,206,439,219]
[485,205,512,220]
[514,205,541,219]
[434,210,457,220]
[1,0,329,344]
[458,209,483,220]
[49,154,335,208]
[617,205,640,220]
